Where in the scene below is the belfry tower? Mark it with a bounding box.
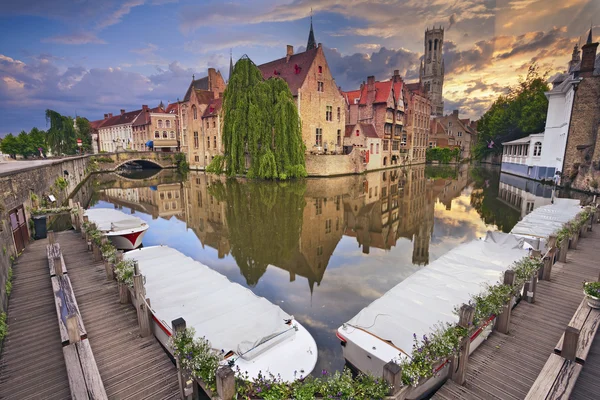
[420,26,445,116]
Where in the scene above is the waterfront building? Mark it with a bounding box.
[404,82,432,164]
[98,109,142,152]
[180,68,226,169]
[342,71,405,167]
[343,123,383,168]
[257,20,345,155]
[131,105,179,152]
[430,110,474,160]
[201,98,223,164]
[420,26,445,116]
[501,27,599,182]
[498,172,554,219]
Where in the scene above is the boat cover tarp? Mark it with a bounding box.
[125,246,293,356]
[344,233,529,354]
[85,208,145,232]
[510,198,581,246]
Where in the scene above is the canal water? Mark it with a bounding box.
[74,164,584,374]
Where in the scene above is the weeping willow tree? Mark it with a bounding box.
[208,179,306,286]
[46,109,77,155]
[218,56,306,180]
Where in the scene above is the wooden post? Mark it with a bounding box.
[118,282,130,304]
[562,326,580,361]
[558,238,568,263]
[68,199,76,230]
[216,366,236,400]
[570,232,578,249]
[523,281,530,303]
[528,272,537,303]
[588,213,593,232]
[133,274,151,337]
[542,255,553,281]
[55,252,64,276]
[66,314,80,344]
[496,270,515,334]
[105,258,114,281]
[82,215,89,239]
[452,304,475,386]
[172,318,188,400]
[48,230,55,245]
[383,361,402,395]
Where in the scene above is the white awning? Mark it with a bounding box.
[502,136,535,145]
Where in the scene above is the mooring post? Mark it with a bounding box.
[216,366,236,400]
[116,250,130,303]
[383,361,402,395]
[558,237,568,263]
[496,270,515,334]
[547,234,557,266]
[570,230,578,249]
[452,304,475,386]
[66,314,80,344]
[48,230,55,245]
[104,241,114,281]
[132,261,151,337]
[562,326,580,362]
[528,272,537,303]
[172,318,189,400]
[82,215,89,239]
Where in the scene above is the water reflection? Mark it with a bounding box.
[84,164,537,372]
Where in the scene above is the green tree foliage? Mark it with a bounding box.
[46,109,77,155]
[75,117,93,152]
[0,134,19,157]
[426,147,460,163]
[473,65,550,160]
[0,128,48,158]
[208,179,306,286]
[221,56,306,180]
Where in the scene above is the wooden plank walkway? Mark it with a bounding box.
[572,330,600,399]
[433,229,600,400]
[58,230,179,400]
[0,238,72,400]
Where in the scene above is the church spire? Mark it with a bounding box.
[586,24,593,44]
[228,49,234,82]
[307,9,316,51]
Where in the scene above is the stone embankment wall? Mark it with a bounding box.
[0,156,90,317]
[305,149,366,177]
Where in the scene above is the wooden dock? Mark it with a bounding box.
[0,230,179,399]
[58,230,179,399]
[0,238,71,399]
[433,229,600,400]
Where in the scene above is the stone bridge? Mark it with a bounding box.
[91,151,180,172]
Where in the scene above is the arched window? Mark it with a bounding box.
[154,131,160,138]
[158,120,163,128]
[170,131,175,138]
[163,131,167,138]
[434,39,438,51]
[428,40,432,51]
[166,120,171,128]
[533,141,542,156]
[192,105,197,120]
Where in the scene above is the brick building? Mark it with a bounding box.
[404,83,432,164]
[258,23,345,154]
[342,71,405,167]
[430,110,473,159]
[131,105,179,152]
[563,28,600,183]
[200,98,223,163]
[180,68,226,169]
[97,109,142,152]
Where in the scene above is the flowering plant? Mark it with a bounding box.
[512,256,543,288]
[114,259,135,286]
[100,242,117,262]
[584,282,600,299]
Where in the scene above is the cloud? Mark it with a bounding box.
[97,0,146,30]
[43,32,106,45]
[495,26,571,60]
[184,32,281,54]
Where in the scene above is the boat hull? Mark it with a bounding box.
[106,225,148,250]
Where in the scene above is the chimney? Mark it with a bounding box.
[581,41,598,78]
[108,113,113,118]
[318,43,322,48]
[286,45,294,62]
[104,113,109,119]
[120,109,125,115]
[367,75,375,90]
[142,104,148,110]
[392,69,401,82]
[452,109,459,117]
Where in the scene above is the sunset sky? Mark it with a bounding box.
[1,0,599,136]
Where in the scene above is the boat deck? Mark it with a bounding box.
[0,238,71,400]
[432,228,600,399]
[60,231,179,399]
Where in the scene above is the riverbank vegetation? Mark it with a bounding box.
[426,147,460,164]
[473,65,549,161]
[209,56,307,180]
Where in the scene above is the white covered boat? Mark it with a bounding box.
[510,198,582,250]
[337,232,529,399]
[124,246,318,382]
[85,208,148,250]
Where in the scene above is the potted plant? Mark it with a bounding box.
[583,282,600,309]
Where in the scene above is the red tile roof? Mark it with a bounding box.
[166,102,180,114]
[257,48,319,96]
[357,79,403,105]
[89,119,107,130]
[194,89,215,105]
[343,89,361,105]
[132,106,164,127]
[344,123,378,138]
[100,109,143,128]
[202,98,223,118]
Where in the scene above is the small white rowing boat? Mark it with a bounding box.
[85,208,148,250]
[125,246,318,382]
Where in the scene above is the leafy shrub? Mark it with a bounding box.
[0,312,6,341]
[114,259,135,286]
[584,281,600,298]
[206,155,226,174]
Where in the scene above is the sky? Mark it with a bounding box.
[1,0,599,136]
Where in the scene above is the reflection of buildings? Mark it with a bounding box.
[97,166,476,291]
[498,172,554,218]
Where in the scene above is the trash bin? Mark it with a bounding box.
[33,216,47,240]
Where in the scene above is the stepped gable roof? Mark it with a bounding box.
[344,123,378,138]
[132,106,164,127]
[257,47,319,96]
[202,98,223,118]
[183,76,209,102]
[101,109,142,129]
[194,89,215,105]
[343,89,361,105]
